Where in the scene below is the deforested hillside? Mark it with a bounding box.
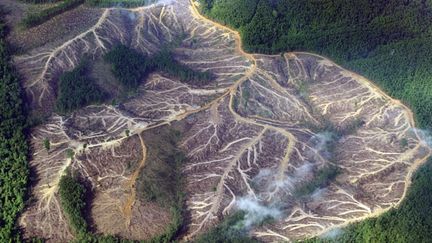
[0,0,430,242]
[199,0,432,129]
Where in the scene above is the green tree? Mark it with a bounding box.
[43,138,50,151]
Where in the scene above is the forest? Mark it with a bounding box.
[0,11,29,242]
[105,45,212,90]
[56,60,106,113]
[199,0,432,129]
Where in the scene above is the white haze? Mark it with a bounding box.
[155,0,175,5]
[309,131,334,159]
[320,227,344,239]
[236,196,282,229]
[233,163,315,229]
[411,128,432,147]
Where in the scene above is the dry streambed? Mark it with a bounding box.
[15,0,431,242]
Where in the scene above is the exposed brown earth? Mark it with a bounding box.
[12,0,431,242]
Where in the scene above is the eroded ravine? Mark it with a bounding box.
[17,0,431,242]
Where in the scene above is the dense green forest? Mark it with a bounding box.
[56,60,106,113]
[20,0,84,28]
[0,11,29,242]
[105,45,212,90]
[104,45,153,90]
[199,0,432,129]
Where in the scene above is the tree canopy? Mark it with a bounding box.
[0,12,29,242]
[56,60,106,113]
[104,45,213,90]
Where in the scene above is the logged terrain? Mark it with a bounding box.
[11,0,431,242]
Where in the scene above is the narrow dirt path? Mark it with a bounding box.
[122,132,147,227]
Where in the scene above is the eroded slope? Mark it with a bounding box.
[17,0,430,242]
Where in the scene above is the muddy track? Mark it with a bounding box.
[16,0,431,242]
[123,133,147,227]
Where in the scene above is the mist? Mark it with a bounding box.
[235,196,282,229]
[411,128,432,147]
[155,0,175,5]
[319,227,344,239]
[308,131,335,159]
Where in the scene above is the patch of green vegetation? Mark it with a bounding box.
[104,45,212,91]
[43,138,50,151]
[20,0,85,29]
[153,50,213,86]
[298,81,310,98]
[56,60,106,114]
[195,211,258,243]
[58,173,131,242]
[400,138,409,149]
[304,158,432,242]
[66,148,75,158]
[294,165,340,197]
[104,45,152,90]
[58,173,88,237]
[0,11,29,242]
[199,0,432,129]
[240,82,250,107]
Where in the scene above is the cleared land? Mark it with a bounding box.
[10,0,431,242]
